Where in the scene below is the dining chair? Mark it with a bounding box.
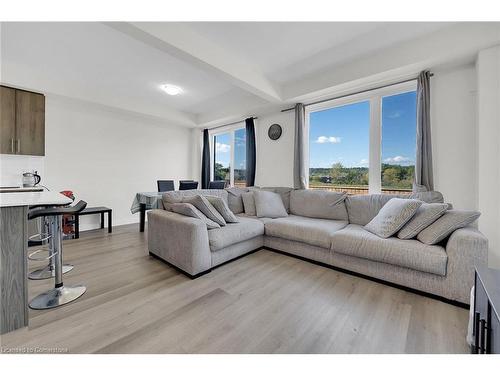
[179,181,199,190]
[208,181,226,189]
[157,180,175,192]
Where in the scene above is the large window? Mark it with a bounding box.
[212,127,246,187]
[309,101,370,194]
[381,91,417,191]
[308,82,417,194]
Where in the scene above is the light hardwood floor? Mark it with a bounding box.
[0,224,470,354]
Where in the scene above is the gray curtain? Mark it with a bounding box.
[414,71,434,192]
[293,103,307,189]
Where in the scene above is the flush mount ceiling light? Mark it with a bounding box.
[161,84,183,96]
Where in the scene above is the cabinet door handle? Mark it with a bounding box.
[10,138,14,153]
[474,312,481,354]
[479,318,487,354]
[16,139,20,153]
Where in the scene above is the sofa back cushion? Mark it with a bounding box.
[225,187,248,214]
[289,190,348,220]
[345,194,398,225]
[163,189,228,211]
[345,191,446,226]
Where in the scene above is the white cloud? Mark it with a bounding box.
[387,110,403,119]
[315,136,341,144]
[383,155,412,164]
[359,158,369,166]
[215,142,230,153]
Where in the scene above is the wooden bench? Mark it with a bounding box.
[74,206,112,239]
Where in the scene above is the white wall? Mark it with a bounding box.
[254,111,295,187]
[477,46,500,269]
[1,95,192,231]
[431,65,478,210]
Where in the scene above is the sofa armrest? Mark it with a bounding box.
[147,209,211,276]
[445,226,488,297]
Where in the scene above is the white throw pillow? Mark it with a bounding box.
[254,190,288,219]
[241,192,256,216]
[364,198,422,238]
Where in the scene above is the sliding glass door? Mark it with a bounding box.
[212,127,246,187]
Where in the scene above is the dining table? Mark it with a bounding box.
[130,191,164,232]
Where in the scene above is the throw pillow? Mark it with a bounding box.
[206,195,240,223]
[241,192,257,216]
[253,190,288,218]
[182,195,226,226]
[417,209,481,245]
[225,187,248,214]
[364,198,422,238]
[170,203,220,229]
[397,203,449,239]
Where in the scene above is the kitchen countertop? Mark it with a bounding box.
[0,191,72,207]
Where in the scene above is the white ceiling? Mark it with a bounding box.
[1,21,498,128]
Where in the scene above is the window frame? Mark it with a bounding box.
[306,80,417,194]
[209,123,245,187]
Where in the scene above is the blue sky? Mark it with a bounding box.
[309,91,416,168]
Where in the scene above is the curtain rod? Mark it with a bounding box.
[202,116,258,132]
[280,73,433,113]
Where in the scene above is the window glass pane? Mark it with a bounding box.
[234,128,246,187]
[381,91,417,193]
[309,101,370,194]
[214,133,231,184]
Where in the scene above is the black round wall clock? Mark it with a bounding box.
[268,124,282,140]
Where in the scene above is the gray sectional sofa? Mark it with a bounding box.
[147,188,488,305]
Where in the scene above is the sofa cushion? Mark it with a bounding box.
[265,215,348,249]
[206,195,240,223]
[163,189,228,211]
[397,203,449,239]
[364,198,422,238]
[170,203,220,230]
[225,187,248,214]
[345,194,398,225]
[417,209,481,245]
[182,195,226,226]
[262,187,294,213]
[208,216,264,252]
[254,190,288,218]
[409,190,444,203]
[289,190,348,220]
[241,192,257,216]
[331,224,448,276]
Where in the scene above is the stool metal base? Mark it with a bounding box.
[28,264,74,280]
[29,285,86,310]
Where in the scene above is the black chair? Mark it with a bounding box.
[157,180,174,192]
[179,181,199,190]
[28,200,88,310]
[208,181,226,189]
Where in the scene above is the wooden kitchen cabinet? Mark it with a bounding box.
[0,85,45,156]
[0,86,17,154]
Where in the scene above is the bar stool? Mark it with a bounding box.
[28,209,73,280]
[28,200,88,310]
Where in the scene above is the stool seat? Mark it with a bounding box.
[28,200,88,310]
